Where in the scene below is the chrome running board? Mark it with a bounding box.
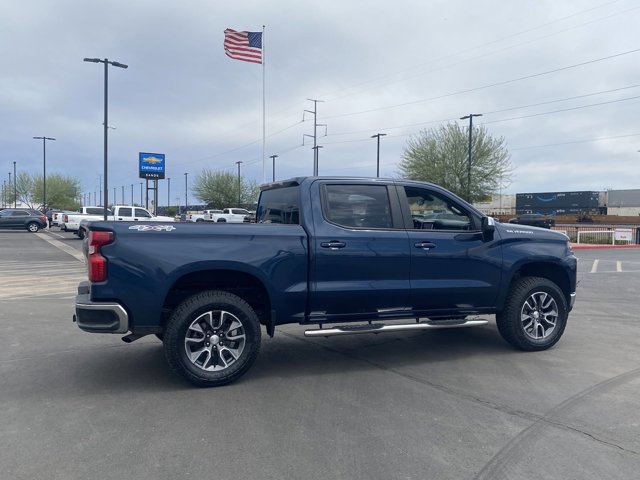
[304,319,488,337]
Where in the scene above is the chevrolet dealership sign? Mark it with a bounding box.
[139,152,165,179]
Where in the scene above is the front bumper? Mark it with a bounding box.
[569,292,576,311]
[74,281,129,333]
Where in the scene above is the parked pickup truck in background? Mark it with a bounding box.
[209,208,251,223]
[64,205,174,238]
[188,209,223,222]
[74,177,577,387]
[508,213,555,229]
[60,206,111,232]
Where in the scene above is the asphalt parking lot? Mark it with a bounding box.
[1,229,639,480]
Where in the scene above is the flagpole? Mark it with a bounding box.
[262,25,266,184]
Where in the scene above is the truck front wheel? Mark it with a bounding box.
[163,290,261,387]
[496,277,568,351]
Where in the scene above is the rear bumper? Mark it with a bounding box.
[74,281,129,333]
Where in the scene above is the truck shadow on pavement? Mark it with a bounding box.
[50,323,519,391]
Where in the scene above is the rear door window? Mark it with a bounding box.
[322,184,392,229]
[257,186,300,224]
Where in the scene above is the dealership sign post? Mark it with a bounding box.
[139,153,165,214]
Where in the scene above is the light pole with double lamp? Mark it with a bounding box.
[33,136,55,212]
[460,113,482,202]
[83,57,128,220]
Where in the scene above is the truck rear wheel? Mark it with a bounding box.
[163,290,261,387]
[496,276,568,351]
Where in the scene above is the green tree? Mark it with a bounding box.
[10,173,81,210]
[192,169,260,209]
[31,174,82,210]
[15,173,35,207]
[398,123,512,202]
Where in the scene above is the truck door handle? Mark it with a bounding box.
[414,241,436,250]
[321,241,346,250]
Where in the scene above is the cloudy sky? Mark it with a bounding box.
[1,0,639,206]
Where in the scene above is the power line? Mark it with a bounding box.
[483,94,640,125]
[510,132,640,151]
[320,47,640,120]
[324,83,640,139]
[322,1,636,102]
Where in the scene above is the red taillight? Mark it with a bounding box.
[63,214,68,222]
[87,231,114,282]
[39,214,46,221]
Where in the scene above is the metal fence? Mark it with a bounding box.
[553,225,639,245]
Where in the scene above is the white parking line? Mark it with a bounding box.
[590,259,599,273]
[36,233,84,263]
[617,261,622,272]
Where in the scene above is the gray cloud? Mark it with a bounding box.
[1,0,639,205]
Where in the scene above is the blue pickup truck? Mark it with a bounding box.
[74,177,577,387]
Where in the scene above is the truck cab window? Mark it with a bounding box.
[135,208,152,218]
[256,186,300,225]
[403,186,472,231]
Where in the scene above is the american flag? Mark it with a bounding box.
[224,28,262,64]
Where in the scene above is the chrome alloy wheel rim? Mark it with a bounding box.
[184,310,246,371]
[520,291,558,340]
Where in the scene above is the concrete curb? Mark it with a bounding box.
[570,243,640,250]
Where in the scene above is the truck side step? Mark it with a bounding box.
[304,319,488,337]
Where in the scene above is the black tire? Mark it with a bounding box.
[77,228,85,240]
[216,218,226,223]
[496,276,568,351]
[196,218,204,222]
[164,290,261,387]
[26,222,40,233]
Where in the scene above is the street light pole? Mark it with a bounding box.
[139,182,143,206]
[371,133,386,178]
[235,161,242,207]
[167,178,171,208]
[130,184,133,205]
[184,172,188,215]
[13,161,16,207]
[84,57,128,220]
[460,113,482,202]
[7,173,11,208]
[33,136,55,211]
[269,155,278,182]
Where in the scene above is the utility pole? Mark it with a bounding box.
[371,133,387,178]
[269,155,278,182]
[167,177,171,208]
[130,184,134,205]
[460,113,482,202]
[236,161,243,207]
[33,136,55,211]
[139,182,143,206]
[303,99,327,175]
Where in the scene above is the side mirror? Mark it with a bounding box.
[481,216,495,241]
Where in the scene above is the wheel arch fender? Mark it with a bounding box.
[498,260,572,311]
[162,262,275,336]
